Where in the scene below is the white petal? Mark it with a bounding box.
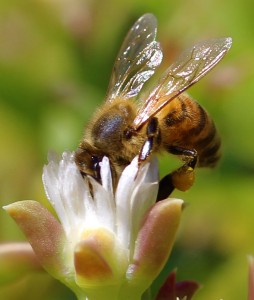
[115,157,139,248]
[100,156,114,196]
[43,157,70,229]
[43,151,95,236]
[58,157,90,228]
[115,156,159,250]
[129,157,159,254]
[89,176,115,231]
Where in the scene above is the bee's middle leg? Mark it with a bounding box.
[157,146,197,201]
[138,117,160,164]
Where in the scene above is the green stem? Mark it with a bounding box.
[141,288,152,300]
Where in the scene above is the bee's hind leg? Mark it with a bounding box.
[157,146,197,201]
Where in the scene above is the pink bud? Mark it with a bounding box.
[156,270,200,300]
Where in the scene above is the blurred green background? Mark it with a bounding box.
[0,0,253,299]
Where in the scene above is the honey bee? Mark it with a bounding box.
[74,13,232,200]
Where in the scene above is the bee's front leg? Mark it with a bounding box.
[138,117,160,163]
[157,146,197,201]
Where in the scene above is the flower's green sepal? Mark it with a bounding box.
[3,201,69,281]
[125,198,183,295]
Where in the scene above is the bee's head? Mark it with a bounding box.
[74,142,104,183]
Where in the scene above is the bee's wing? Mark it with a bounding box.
[133,37,232,129]
[106,13,163,102]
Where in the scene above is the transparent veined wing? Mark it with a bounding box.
[133,37,232,129]
[106,13,163,102]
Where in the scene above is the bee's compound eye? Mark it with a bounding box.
[91,156,103,174]
[91,156,96,162]
[91,156,100,164]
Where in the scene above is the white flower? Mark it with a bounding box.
[43,151,159,263]
[4,151,183,300]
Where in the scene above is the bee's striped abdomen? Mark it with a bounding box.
[159,93,221,168]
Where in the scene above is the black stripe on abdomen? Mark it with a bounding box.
[164,98,187,127]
